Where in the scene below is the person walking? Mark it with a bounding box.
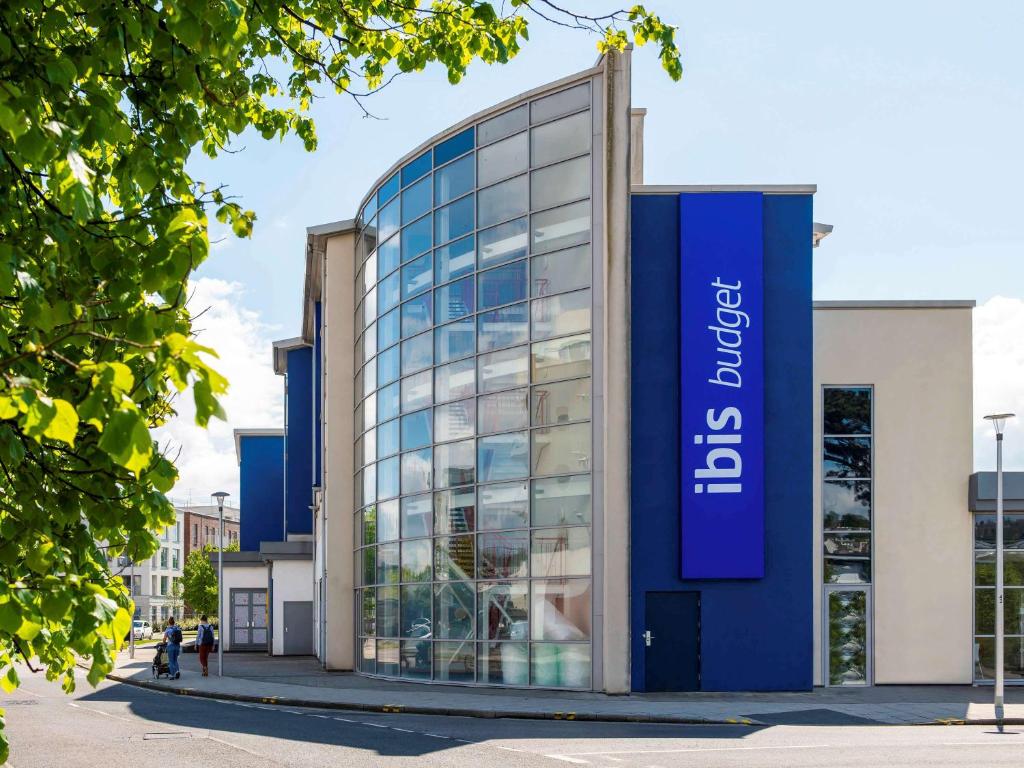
[163,616,183,680]
[196,614,215,677]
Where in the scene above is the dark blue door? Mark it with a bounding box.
[644,592,700,691]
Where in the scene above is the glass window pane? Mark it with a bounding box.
[531,527,590,577]
[401,494,432,538]
[531,643,591,688]
[824,388,872,435]
[479,388,529,434]
[532,244,590,297]
[378,196,400,242]
[435,276,474,323]
[435,319,475,365]
[376,638,399,676]
[531,82,589,123]
[479,642,529,685]
[824,558,871,585]
[401,370,432,413]
[379,380,400,424]
[479,174,528,229]
[401,252,432,300]
[479,104,528,146]
[479,261,528,310]
[823,480,872,530]
[361,505,377,548]
[532,333,591,384]
[974,515,1024,550]
[401,149,432,187]
[531,110,590,167]
[478,131,528,187]
[378,171,400,206]
[434,127,474,166]
[434,538,475,583]
[361,588,376,635]
[824,437,872,479]
[433,640,475,682]
[401,448,432,495]
[975,589,1024,635]
[401,638,432,679]
[401,214,432,263]
[479,481,529,530]
[362,392,377,431]
[824,532,871,557]
[524,423,578,486]
[360,252,376,297]
[976,551,1024,586]
[376,543,399,585]
[377,499,399,542]
[377,418,400,459]
[379,307,400,351]
[401,542,432,583]
[531,156,589,212]
[401,331,432,375]
[435,234,475,284]
[434,486,476,534]
[434,440,476,490]
[478,581,529,640]
[479,531,529,579]
[401,176,432,225]
[434,153,474,205]
[975,637,1024,682]
[434,582,474,640]
[376,586,399,637]
[478,302,528,352]
[531,578,591,641]
[379,271,400,314]
[377,345,400,386]
[363,286,377,324]
[531,199,590,254]
[479,345,529,393]
[362,462,376,505]
[363,321,378,363]
[379,234,400,279]
[478,431,529,482]
[362,546,376,586]
[401,409,432,450]
[401,293,431,338]
[532,378,590,426]
[532,475,591,527]
[478,217,528,269]
[435,399,476,443]
[435,357,476,403]
[532,289,590,340]
[435,194,475,245]
[826,589,868,685]
[378,456,399,500]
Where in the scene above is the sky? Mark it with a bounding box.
[156,1,1024,501]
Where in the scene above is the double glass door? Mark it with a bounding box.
[231,589,268,650]
[826,586,871,686]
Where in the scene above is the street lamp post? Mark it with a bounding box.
[212,491,230,678]
[984,413,1015,732]
[129,559,135,659]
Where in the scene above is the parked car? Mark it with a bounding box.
[129,620,153,641]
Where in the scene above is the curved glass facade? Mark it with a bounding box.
[352,80,597,688]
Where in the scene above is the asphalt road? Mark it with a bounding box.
[3,671,1023,767]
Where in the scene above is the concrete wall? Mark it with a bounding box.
[321,231,357,670]
[219,563,267,652]
[270,558,314,655]
[813,304,974,685]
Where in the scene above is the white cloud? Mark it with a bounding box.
[973,295,1024,471]
[154,278,283,504]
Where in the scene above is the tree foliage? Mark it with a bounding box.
[0,0,680,761]
[182,544,236,618]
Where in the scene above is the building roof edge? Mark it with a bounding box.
[813,300,976,310]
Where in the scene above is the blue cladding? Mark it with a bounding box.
[314,301,322,488]
[434,127,474,167]
[630,192,813,692]
[239,434,284,551]
[286,346,314,536]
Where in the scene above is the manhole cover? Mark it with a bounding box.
[143,732,192,740]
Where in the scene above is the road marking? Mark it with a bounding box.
[311,714,330,719]
[547,744,831,759]
[390,727,415,733]
[364,722,389,728]
[333,717,354,723]
[423,733,450,739]
[67,701,134,723]
[546,756,589,765]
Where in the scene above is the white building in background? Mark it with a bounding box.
[108,506,185,625]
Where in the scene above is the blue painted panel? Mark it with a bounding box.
[239,434,284,551]
[286,346,314,536]
[679,193,765,579]
[630,192,814,692]
[314,301,323,488]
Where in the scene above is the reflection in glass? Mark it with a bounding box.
[532,378,590,426]
[975,550,1024,586]
[401,494,433,538]
[435,357,476,403]
[433,640,475,682]
[531,527,590,577]
[823,480,871,530]
[435,276,474,323]
[435,399,475,443]
[435,234,475,284]
[531,244,590,297]
[401,638,432,679]
[531,110,590,167]
[401,448,432,495]
[401,176,432,225]
[377,416,399,459]
[379,270,400,314]
[401,149,431,187]
[401,409,432,450]
[531,82,589,123]
[479,260,528,310]
[824,388,872,435]
[532,422,591,476]
[400,583,432,637]
[401,252,433,301]
[433,126,474,166]
[478,217,528,268]
[376,544,399,585]
[378,197,400,242]
[974,588,1024,635]
[478,104,528,145]
[531,578,590,641]
[359,638,376,673]
[401,370,432,413]
[361,589,376,635]
[477,131,528,187]
[401,331,432,376]
[434,194,475,246]
[478,389,529,434]
[434,486,476,534]
[401,214,432,263]
[478,581,529,640]
[824,558,870,585]
[478,432,529,482]
[827,590,868,685]
[531,156,590,211]
[434,440,475,489]
[823,437,871,479]
[975,638,1024,681]
[378,455,400,500]
[479,345,529,393]
[434,582,474,640]
[478,531,529,579]
[479,642,528,686]
[379,307,400,353]
[379,235,400,280]
[434,153,474,205]
[531,289,591,341]
[401,541,432,583]
[434,317,475,365]
[531,333,591,383]
[973,514,1024,550]
[531,643,591,688]
[531,199,590,254]
[361,506,377,545]
[376,638,399,676]
[478,302,529,352]
[478,174,528,229]
[377,345,400,386]
[378,499,399,542]
[479,481,530,530]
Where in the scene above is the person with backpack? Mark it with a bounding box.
[196,615,215,677]
[163,616,183,680]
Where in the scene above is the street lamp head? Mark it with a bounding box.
[984,413,1016,437]
[211,491,230,508]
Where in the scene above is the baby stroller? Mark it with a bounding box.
[152,642,171,679]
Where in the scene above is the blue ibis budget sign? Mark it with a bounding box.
[679,193,765,579]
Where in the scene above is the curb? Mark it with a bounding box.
[104,673,758,726]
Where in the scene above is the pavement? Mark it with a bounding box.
[105,648,1024,727]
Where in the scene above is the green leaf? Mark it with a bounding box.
[97,408,153,476]
[0,601,21,634]
[42,399,79,446]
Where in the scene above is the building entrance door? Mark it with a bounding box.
[283,601,314,655]
[644,591,700,691]
[825,586,871,686]
[230,589,268,651]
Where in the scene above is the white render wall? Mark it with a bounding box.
[270,558,314,655]
[813,303,974,685]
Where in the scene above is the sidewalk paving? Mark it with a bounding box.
[108,649,1024,727]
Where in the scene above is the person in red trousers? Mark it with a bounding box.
[196,614,215,676]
